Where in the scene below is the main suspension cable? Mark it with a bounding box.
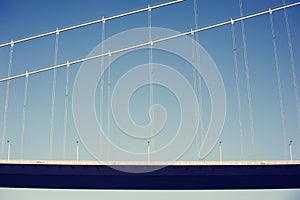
[0,0,185,48]
[0,2,299,83]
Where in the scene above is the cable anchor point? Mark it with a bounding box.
[55,28,60,35]
[191,29,194,35]
[230,18,234,25]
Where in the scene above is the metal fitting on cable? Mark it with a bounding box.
[230,18,235,25]
[55,28,60,35]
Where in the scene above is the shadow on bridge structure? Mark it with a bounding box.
[0,160,300,190]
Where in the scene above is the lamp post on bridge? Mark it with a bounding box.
[76,140,79,164]
[147,141,150,162]
[289,140,293,161]
[219,141,222,163]
[7,140,11,161]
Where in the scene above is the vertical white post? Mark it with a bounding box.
[147,141,150,162]
[7,140,10,161]
[76,140,79,164]
[219,141,222,163]
[289,140,293,161]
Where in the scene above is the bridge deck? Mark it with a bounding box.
[0,160,300,190]
[1,159,300,165]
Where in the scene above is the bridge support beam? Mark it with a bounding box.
[0,163,300,189]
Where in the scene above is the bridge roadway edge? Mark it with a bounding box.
[0,162,300,189]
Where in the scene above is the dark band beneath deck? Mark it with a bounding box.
[0,164,300,189]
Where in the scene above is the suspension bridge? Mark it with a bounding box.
[0,0,300,189]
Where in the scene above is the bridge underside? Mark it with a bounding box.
[0,162,300,190]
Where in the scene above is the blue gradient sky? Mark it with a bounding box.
[0,0,300,199]
[0,0,299,161]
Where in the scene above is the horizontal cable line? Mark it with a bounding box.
[0,0,184,48]
[0,1,299,83]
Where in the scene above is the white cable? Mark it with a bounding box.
[0,2,299,83]
[20,72,29,160]
[239,0,256,159]
[231,21,244,159]
[100,18,105,158]
[192,1,199,153]
[0,0,185,48]
[191,30,201,155]
[63,62,70,160]
[269,11,288,159]
[193,0,204,158]
[148,6,154,156]
[107,52,111,161]
[49,30,59,159]
[192,0,200,157]
[1,42,13,158]
[100,19,105,130]
[282,0,300,132]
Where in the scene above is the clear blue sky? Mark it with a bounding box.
[0,0,300,199]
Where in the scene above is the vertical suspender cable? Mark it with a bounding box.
[282,0,300,132]
[63,62,70,159]
[269,11,288,159]
[148,5,154,156]
[100,17,105,131]
[231,20,244,159]
[20,71,29,160]
[50,29,59,159]
[192,0,198,154]
[192,30,201,154]
[195,0,204,146]
[107,52,111,160]
[100,18,105,158]
[193,0,204,153]
[1,41,14,158]
[239,0,256,159]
